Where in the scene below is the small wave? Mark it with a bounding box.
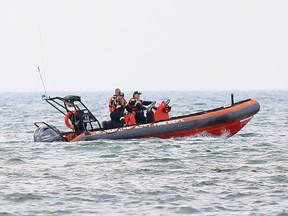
[211,167,236,173]
[42,173,68,180]
[78,140,110,146]
[174,206,200,214]
[5,157,25,164]
[142,157,179,163]
[90,193,117,202]
[192,180,217,187]
[246,159,268,165]
[271,175,288,184]
[187,131,231,141]
[222,191,252,199]
[99,154,118,158]
[155,143,181,150]
[0,211,14,216]
[4,193,45,202]
[239,132,259,137]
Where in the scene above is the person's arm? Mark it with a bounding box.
[142,100,157,110]
[136,102,147,110]
[125,104,133,113]
[142,100,155,106]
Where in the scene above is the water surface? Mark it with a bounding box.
[0,91,287,215]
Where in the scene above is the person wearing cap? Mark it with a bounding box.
[128,91,155,124]
[109,91,132,127]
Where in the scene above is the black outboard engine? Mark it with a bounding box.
[34,124,63,142]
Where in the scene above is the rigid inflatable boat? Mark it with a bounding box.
[33,95,260,142]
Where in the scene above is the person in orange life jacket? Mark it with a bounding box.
[108,88,121,112]
[128,91,155,124]
[110,92,132,127]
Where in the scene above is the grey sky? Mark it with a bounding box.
[0,0,287,92]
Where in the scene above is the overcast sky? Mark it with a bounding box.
[0,0,287,92]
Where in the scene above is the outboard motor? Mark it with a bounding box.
[34,124,63,142]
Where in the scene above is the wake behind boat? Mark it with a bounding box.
[33,94,260,142]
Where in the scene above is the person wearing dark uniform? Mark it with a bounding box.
[128,91,155,124]
[109,91,132,127]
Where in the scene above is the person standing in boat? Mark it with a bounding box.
[109,92,132,127]
[128,91,155,124]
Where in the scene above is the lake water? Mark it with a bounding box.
[0,91,287,215]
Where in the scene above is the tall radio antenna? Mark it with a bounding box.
[38,23,48,98]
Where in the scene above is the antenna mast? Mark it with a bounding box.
[38,24,48,98]
[37,67,48,98]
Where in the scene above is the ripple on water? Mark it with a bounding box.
[5,157,26,164]
[4,192,46,202]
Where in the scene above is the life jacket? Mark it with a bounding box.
[129,98,142,112]
[109,96,117,112]
[109,96,127,112]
